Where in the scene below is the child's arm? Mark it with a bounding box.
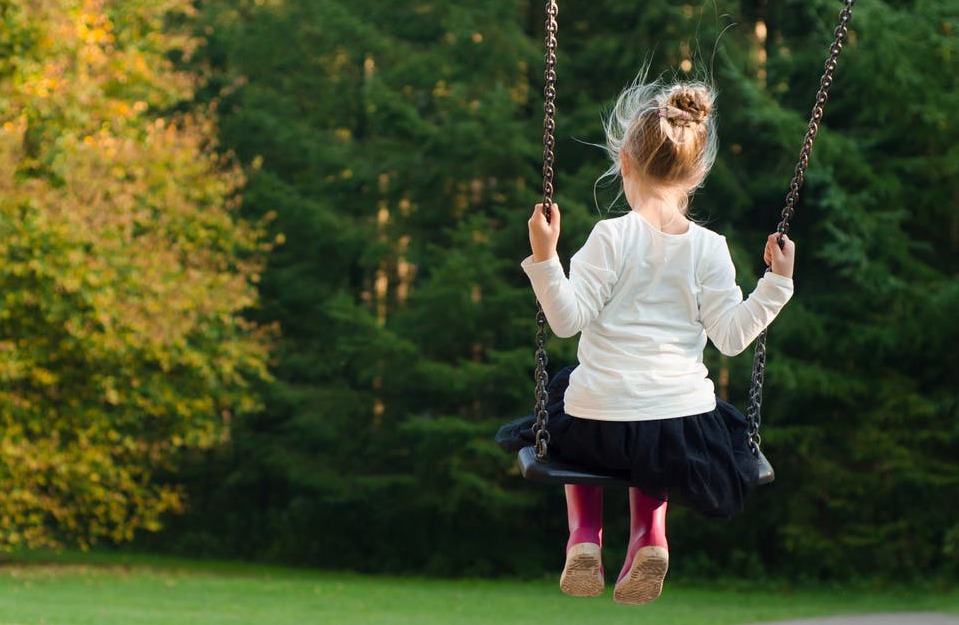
[699,234,795,356]
[523,208,619,338]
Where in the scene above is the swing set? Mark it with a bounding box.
[517,0,857,487]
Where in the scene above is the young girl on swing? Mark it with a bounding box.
[515,77,794,604]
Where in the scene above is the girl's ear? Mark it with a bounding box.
[620,152,632,177]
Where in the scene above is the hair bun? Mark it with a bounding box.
[661,86,712,126]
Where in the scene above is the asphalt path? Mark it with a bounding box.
[746,614,959,625]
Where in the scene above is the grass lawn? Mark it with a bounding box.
[0,552,956,625]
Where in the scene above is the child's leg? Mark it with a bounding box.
[613,488,668,605]
[560,484,604,597]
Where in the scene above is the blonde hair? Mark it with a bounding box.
[600,77,718,213]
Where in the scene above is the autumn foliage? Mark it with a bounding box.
[0,0,270,548]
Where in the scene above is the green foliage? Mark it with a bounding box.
[755,1,959,579]
[144,0,958,582]
[142,0,556,575]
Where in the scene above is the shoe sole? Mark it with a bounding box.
[559,542,604,598]
[613,546,668,605]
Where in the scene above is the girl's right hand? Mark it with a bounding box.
[764,233,796,279]
[529,203,561,262]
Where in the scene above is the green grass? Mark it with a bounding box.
[0,552,956,625]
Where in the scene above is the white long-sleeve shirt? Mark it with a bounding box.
[522,211,794,421]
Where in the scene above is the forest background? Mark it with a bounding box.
[0,0,956,584]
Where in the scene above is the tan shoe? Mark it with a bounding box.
[559,542,604,597]
[612,545,668,605]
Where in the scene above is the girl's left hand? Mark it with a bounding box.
[529,203,561,262]
[764,233,795,279]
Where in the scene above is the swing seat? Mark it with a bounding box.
[518,445,635,487]
[517,445,775,487]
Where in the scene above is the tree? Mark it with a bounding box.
[757,0,959,578]
[676,0,959,579]
[0,0,270,549]
[147,0,565,573]
[153,0,958,581]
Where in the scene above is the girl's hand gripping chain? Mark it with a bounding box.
[529,203,561,263]
[764,233,796,279]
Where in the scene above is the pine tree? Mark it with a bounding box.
[158,0,958,580]
[165,0,557,572]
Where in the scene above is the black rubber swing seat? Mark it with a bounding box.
[517,445,776,487]
[517,445,633,487]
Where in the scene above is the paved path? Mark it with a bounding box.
[746,614,959,625]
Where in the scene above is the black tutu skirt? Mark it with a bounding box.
[496,365,758,519]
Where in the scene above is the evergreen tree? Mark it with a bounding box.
[666,0,959,579]
[161,0,557,573]
[158,0,958,580]
[756,0,959,578]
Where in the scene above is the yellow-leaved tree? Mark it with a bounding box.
[0,0,271,548]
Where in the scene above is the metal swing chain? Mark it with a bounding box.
[532,0,559,460]
[746,0,856,456]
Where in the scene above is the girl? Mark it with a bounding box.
[512,78,794,605]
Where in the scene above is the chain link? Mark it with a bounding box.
[747,0,856,456]
[532,0,559,459]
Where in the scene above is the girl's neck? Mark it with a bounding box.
[627,190,689,235]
